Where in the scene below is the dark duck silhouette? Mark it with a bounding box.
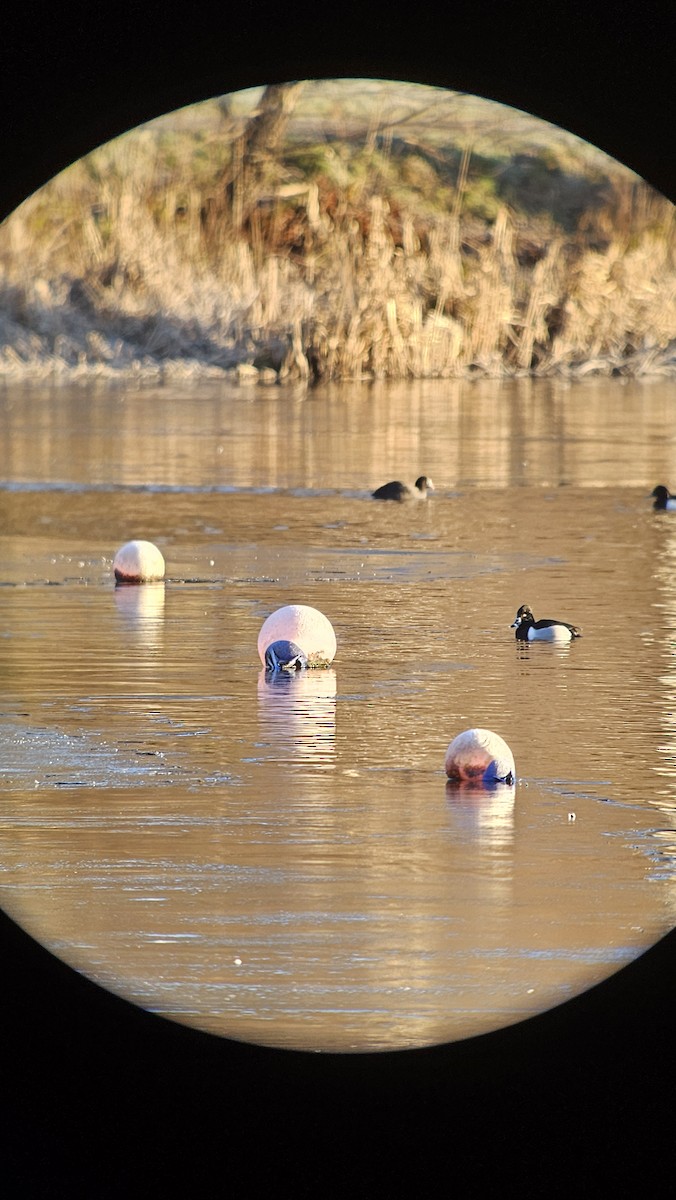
[651,485,676,511]
[372,475,434,502]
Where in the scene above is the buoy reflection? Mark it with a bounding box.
[113,580,165,645]
[445,778,516,844]
[257,668,337,765]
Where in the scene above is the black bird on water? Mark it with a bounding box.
[372,475,434,502]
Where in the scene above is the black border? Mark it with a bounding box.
[2,2,674,1191]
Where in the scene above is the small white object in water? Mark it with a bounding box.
[257,603,337,667]
[113,539,165,583]
[568,812,576,821]
[444,728,515,786]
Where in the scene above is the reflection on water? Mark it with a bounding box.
[445,781,516,844]
[113,581,166,643]
[1,376,676,1051]
[2,374,676,492]
[648,521,676,928]
[256,668,337,767]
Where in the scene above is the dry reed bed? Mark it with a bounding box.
[0,143,674,383]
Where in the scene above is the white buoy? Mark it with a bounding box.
[113,540,165,583]
[444,728,515,786]
[257,604,337,667]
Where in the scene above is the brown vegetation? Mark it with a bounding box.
[0,80,674,383]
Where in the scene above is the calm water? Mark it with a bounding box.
[1,375,676,1052]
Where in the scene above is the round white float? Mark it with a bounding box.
[113,539,165,583]
[257,604,337,667]
[444,728,515,786]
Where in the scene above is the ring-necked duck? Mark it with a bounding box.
[445,728,515,786]
[511,604,581,642]
[372,475,434,501]
[651,485,676,511]
[113,540,165,583]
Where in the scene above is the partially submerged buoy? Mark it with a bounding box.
[257,604,337,669]
[444,728,515,786]
[113,540,165,584]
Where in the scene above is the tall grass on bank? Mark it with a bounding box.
[0,110,674,382]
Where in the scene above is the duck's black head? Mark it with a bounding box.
[415,475,433,494]
[652,485,670,508]
[511,604,534,630]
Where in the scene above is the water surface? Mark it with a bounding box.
[1,376,676,1051]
